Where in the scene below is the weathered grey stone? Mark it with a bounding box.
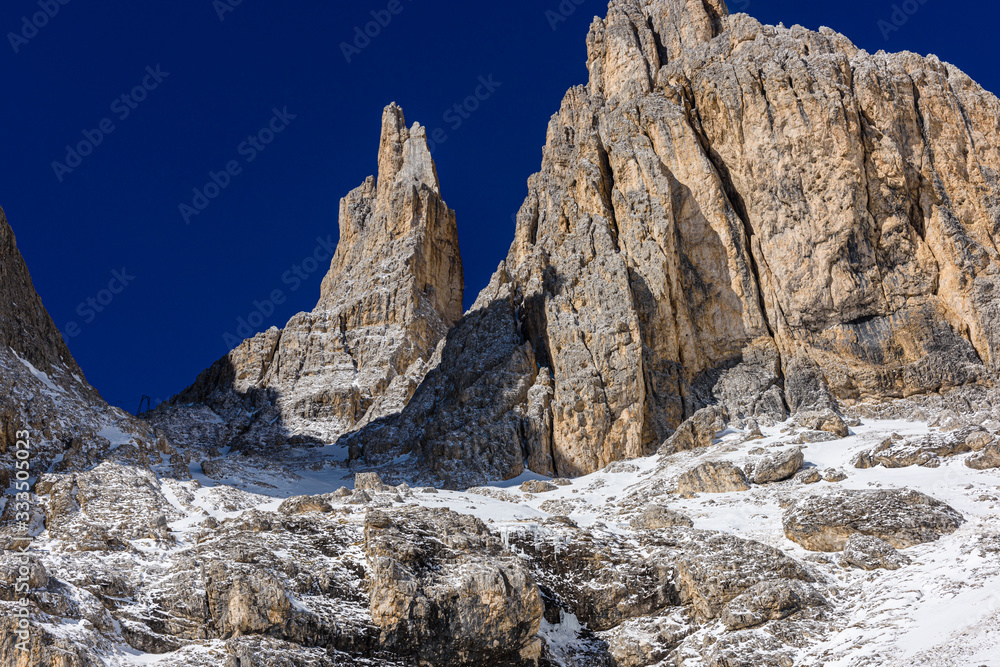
[599,613,691,667]
[520,480,558,494]
[721,579,827,631]
[967,442,1000,470]
[794,468,822,485]
[841,534,912,571]
[277,495,333,515]
[672,532,816,621]
[784,489,964,551]
[677,461,750,495]
[631,505,695,530]
[822,469,848,483]
[854,434,971,469]
[365,508,543,666]
[795,410,850,439]
[746,448,804,484]
[355,472,391,493]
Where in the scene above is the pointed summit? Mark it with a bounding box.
[376,102,440,199]
[156,103,463,451]
[587,0,729,98]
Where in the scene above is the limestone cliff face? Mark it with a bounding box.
[159,104,464,450]
[351,0,1000,484]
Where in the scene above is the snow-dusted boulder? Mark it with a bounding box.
[783,489,964,552]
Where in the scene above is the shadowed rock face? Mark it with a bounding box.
[156,103,464,451]
[0,211,165,490]
[349,0,1000,484]
[0,210,82,377]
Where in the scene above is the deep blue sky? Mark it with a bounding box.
[2,0,997,413]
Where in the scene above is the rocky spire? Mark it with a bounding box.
[158,104,463,451]
[349,0,1000,485]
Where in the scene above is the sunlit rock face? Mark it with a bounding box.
[350,0,1000,485]
[154,103,464,452]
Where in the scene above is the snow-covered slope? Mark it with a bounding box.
[8,410,1000,665]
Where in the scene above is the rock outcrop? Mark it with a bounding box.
[365,508,544,666]
[783,488,964,551]
[745,447,804,484]
[348,0,1000,485]
[720,580,827,632]
[153,103,463,452]
[841,534,912,571]
[676,460,750,495]
[631,505,694,529]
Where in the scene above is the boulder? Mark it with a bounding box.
[672,532,816,621]
[630,505,695,530]
[599,614,691,667]
[822,469,848,483]
[841,534,912,571]
[677,461,750,495]
[721,579,827,631]
[0,553,48,593]
[783,489,964,552]
[661,406,729,455]
[365,508,543,666]
[795,410,850,438]
[277,495,334,515]
[966,442,1000,470]
[854,435,970,469]
[520,480,558,494]
[745,448,804,484]
[965,430,995,452]
[794,468,822,485]
[355,472,392,493]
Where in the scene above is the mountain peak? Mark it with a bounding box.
[377,103,440,202]
[156,103,462,451]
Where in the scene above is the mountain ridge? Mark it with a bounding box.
[4,1,1000,664]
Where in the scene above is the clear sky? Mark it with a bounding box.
[2,0,997,413]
